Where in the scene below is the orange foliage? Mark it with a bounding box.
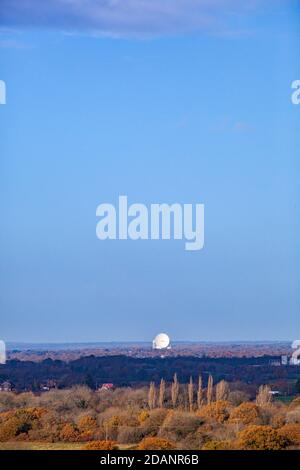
[278,424,300,446]
[0,417,21,441]
[60,423,79,442]
[229,403,260,425]
[138,410,150,424]
[0,407,48,441]
[237,425,288,450]
[78,415,97,431]
[202,440,233,450]
[199,401,230,423]
[138,437,176,450]
[82,440,118,450]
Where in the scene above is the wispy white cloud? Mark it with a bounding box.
[210,117,255,134]
[0,0,277,38]
[0,39,32,49]
[0,28,32,49]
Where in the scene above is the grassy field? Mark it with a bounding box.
[275,395,296,404]
[0,442,135,451]
[0,442,84,450]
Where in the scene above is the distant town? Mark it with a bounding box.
[0,340,299,396]
[5,340,295,362]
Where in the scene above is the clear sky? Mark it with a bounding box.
[0,1,299,342]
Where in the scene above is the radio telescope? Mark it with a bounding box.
[153,333,171,350]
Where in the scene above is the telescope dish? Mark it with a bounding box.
[153,333,170,350]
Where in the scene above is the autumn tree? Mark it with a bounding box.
[256,385,272,407]
[159,379,166,409]
[0,407,47,441]
[0,417,21,441]
[148,382,156,410]
[60,423,79,442]
[77,415,98,441]
[197,375,203,410]
[188,377,194,412]
[207,375,214,405]
[78,415,97,432]
[171,374,179,409]
[103,415,121,441]
[216,380,229,402]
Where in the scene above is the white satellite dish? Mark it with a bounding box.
[153,333,170,350]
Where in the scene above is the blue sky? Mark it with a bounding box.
[0,1,299,342]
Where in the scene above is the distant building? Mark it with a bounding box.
[270,359,281,366]
[290,356,300,366]
[40,379,57,392]
[0,381,13,392]
[290,340,300,365]
[0,340,6,364]
[100,383,114,391]
[281,355,288,366]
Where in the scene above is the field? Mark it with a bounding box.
[0,442,84,450]
[0,441,133,450]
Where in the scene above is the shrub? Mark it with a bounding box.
[270,413,286,429]
[202,440,233,450]
[0,407,47,441]
[138,410,149,424]
[139,409,168,437]
[237,425,288,450]
[78,415,97,431]
[228,391,250,407]
[0,393,17,412]
[138,437,176,450]
[278,424,300,446]
[289,397,300,409]
[82,440,118,450]
[0,417,21,441]
[159,411,202,441]
[117,425,144,444]
[285,407,300,424]
[229,403,260,425]
[78,415,98,439]
[60,423,79,442]
[199,401,230,423]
